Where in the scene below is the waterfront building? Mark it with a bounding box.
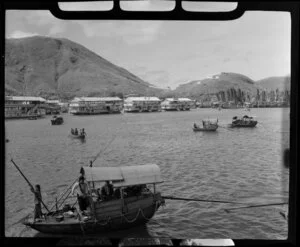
[161,98,193,111]
[123,97,161,113]
[44,100,61,115]
[69,97,123,115]
[5,96,46,119]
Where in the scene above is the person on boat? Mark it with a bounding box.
[71,176,90,212]
[194,123,198,129]
[30,184,43,222]
[113,188,121,199]
[74,128,78,135]
[80,128,86,136]
[101,181,114,200]
[71,128,74,134]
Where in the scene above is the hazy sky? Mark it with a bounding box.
[5,2,291,89]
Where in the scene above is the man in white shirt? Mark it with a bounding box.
[72,176,90,212]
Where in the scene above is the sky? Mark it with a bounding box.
[5,1,291,89]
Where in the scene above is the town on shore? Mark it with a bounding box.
[5,93,290,119]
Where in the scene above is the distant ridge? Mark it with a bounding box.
[5,36,290,100]
[5,36,164,99]
[255,76,290,91]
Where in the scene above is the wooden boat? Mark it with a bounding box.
[193,119,218,131]
[69,131,86,139]
[229,115,257,128]
[23,164,165,234]
[51,116,64,125]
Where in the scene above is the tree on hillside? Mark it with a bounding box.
[226,89,231,102]
[275,88,280,101]
[261,90,266,102]
[256,89,260,102]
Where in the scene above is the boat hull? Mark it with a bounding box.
[51,119,64,125]
[193,127,218,131]
[23,194,163,234]
[229,121,257,128]
[69,133,85,139]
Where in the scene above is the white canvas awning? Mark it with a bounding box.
[82,164,163,187]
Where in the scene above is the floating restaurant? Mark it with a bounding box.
[123,97,161,113]
[5,96,46,119]
[69,97,123,115]
[161,98,194,111]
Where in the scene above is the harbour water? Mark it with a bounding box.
[4,108,289,239]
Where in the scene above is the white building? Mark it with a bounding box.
[161,98,193,111]
[5,96,46,119]
[69,97,123,115]
[123,97,161,113]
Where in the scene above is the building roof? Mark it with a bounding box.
[71,97,122,102]
[164,98,193,102]
[46,100,60,104]
[5,96,46,102]
[124,97,161,102]
[82,164,163,187]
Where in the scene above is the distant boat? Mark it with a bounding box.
[228,115,257,128]
[6,139,9,143]
[51,116,64,125]
[69,129,86,139]
[193,119,218,131]
[28,116,38,120]
[23,164,165,234]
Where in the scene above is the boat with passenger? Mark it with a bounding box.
[193,119,218,131]
[69,128,86,139]
[23,164,165,234]
[229,115,258,128]
[51,115,64,125]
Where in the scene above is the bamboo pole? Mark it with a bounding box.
[10,159,50,213]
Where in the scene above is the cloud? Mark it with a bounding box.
[76,21,162,45]
[7,30,39,39]
[9,10,68,36]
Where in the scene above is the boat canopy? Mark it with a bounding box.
[82,164,163,187]
[203,118,218,123]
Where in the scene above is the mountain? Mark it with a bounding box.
[172,72,261,98]
[5,36,163,99]
[255,76,290,91]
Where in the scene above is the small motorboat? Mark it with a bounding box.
[193,119,218,132]
[229,115,257,128]
[51,116,64,125]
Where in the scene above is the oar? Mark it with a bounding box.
[163,196,248,205]
[10,159,50,213]
[224,202,288,212]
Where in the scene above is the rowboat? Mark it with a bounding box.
[193,119,218,132]
[23,164,165,234]
[51,116,64,125]
[228,115,257,128]
[69,132,86,139]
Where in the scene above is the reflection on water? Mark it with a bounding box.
[5,108,289,239]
